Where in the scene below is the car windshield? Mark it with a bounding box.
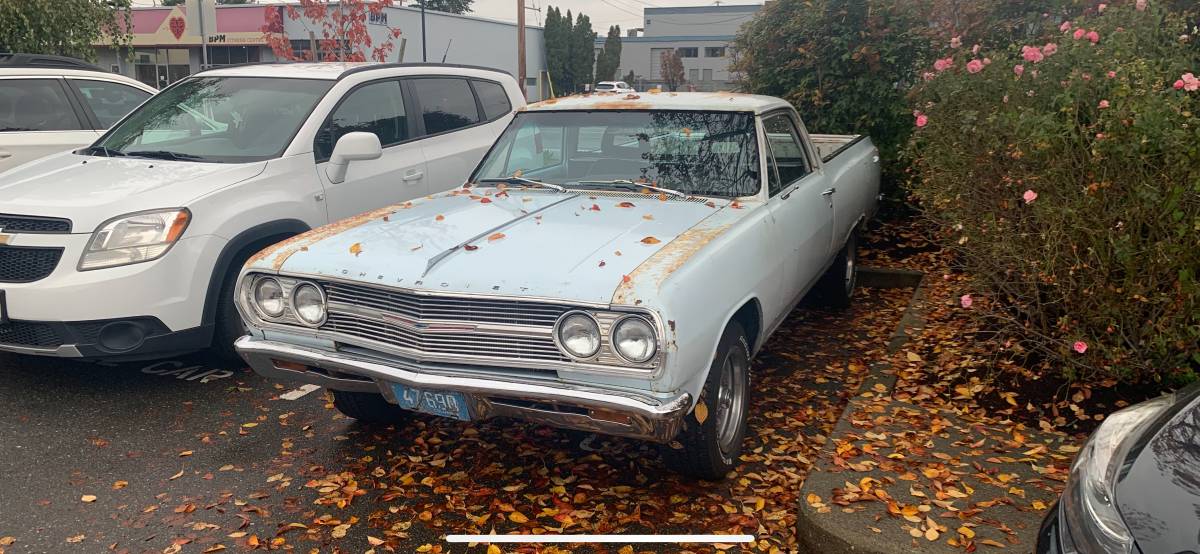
[92,76,333,163]
[595,83,615,90]
[472,110,761,198]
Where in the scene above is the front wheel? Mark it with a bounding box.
[661,322,751,480]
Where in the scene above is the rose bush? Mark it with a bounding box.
[908,1,1200,383]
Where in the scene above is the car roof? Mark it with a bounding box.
[522,91,792,114]
[196,62,514,82]
[0,67,155,91]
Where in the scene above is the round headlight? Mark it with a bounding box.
[253,278,285,318]
[292,282,327,326]
[556,312,601,359]
[612,316,657,363]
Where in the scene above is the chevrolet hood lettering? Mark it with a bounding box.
[250,187,745,305]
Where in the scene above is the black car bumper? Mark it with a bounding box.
[0,317,213,361]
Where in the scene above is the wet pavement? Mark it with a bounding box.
[0,287,910,554]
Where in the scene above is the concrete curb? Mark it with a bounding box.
[794,270,928,554]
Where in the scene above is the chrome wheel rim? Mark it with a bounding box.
[713,351,746,455]
[844,239,857,294]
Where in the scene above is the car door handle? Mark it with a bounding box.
[0,151,11,159]
[402,171,424,182]
[821,187,836,196]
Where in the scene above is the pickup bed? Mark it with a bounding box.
[234,91,880,479]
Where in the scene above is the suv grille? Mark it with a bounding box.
[0,246,63,283]
[0,321,60,348]
[0,214,72,233]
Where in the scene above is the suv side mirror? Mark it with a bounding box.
[325,132,382,184]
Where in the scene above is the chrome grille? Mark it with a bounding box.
[324,312,568,362]
[322,281,571,326]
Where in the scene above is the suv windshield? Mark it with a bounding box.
[92,76,333,163]
[473,110,761,198]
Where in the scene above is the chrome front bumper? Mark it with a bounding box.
[235,336,690,442]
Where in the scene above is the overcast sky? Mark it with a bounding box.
[467,0,763,31]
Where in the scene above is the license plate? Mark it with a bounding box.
[391,383,471,421]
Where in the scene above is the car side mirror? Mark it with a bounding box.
[325,132,382,184]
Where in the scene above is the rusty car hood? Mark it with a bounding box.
[246,187,748,306]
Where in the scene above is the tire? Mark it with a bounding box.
[662,321,751,480]
[210,264,249,365]
[332,390,409,424]
[812,228,859,310]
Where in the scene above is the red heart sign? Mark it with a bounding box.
[169,17,185,40]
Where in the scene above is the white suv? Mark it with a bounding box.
[594,81,635,93]
[0,62,524,361]
[0,53,156,172]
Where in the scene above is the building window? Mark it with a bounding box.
[703,69,713,81]
[677,47,698,58]
[207,46,261,67]
[705,46,726,58]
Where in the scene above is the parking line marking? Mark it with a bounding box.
[280,384,321,400]
[446,535,755,544]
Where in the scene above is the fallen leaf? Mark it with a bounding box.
[590,204,601,211]
[435,214,445,221]
[80,495,96,503]
[169,469,184,480]
[642,214,654,220]
[367,536,385,546]
[66,534,85,544]
[349,243,363,257]
[112,481,128,490]
[617,201,636,208]
[178,450,193,457]
[694,401,709,424]
[487,232,506,242]
[640,236,661,245]
[463,244,479,251]
[508,511,529,523]
[202,545,226,553]
[480,197,493,204]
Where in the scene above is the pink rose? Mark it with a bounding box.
[1136,0,1147,11]
[1096,133,1105,139]
[972,44,981,55]
[1098,3,1106,12]
[960,294,973,308]
[1183,73,1200,91]
[966,59,984,73]
[1023,190,1038,204]
[1014,64,1025,76]
[1043,43,1058,56]
[950,36,962,48]
[1073,341,1088,354]
[1099,99,1110,109]
[922,71,936,81]
[1175,79,1186,90]
[1021,45,1045,63]
[983,57,992,65]
[1060,21,1072,33]
[1107,70,1117,78]
[1073,28,1086,40]
[1087,31,1100,44]
[933,57,954,72]
[915,113,929,128]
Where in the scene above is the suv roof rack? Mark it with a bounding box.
[0,53,104,71]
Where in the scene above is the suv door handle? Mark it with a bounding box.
[402,170,424,182]
[821,187,836,196]
[0,151,11,159]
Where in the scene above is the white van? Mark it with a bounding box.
[0,62,524,361]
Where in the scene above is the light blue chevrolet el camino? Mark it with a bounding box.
[235,91,880,479]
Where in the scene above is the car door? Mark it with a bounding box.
[762,111,833,303]
[66,78,153,130]
[0,77,97,172]
[407,77,510,191]
[314,78,428,220]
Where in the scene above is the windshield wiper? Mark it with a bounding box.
[477,176,565,192]
[79,145,126,157]
[125,150,204,161]
[575,179,689,199]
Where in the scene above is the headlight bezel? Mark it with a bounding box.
[251,276,287,319]
[611,314,658,364]
[291,282,328,327]
[553,310,603,360]
[1061,394,1175,554]
[77,208,191,271]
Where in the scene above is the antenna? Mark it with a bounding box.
[441,38,453,63]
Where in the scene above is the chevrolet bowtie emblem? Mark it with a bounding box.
[379,312,477,333]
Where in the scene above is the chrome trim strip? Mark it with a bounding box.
[0,343,82,357]
[422,192,580,277]
[236,336,689,442]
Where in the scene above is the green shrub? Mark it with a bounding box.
[908,2,1200,383]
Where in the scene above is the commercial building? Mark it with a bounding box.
[95,2,547,98]
[595,4,761,92]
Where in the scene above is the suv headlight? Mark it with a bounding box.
[1061,394,1175,554]
[555,312,601,359]
[612,315,657,363]
[79,209,190,270]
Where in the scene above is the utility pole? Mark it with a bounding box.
[420,1,427,62]
[517,0,527,100]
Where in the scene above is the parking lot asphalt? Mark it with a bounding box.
[0,287,910,554]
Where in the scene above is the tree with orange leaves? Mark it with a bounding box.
[262,0,403,62]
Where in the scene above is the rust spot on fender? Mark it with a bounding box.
[611,222,732,305]
[244,203,406,272]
